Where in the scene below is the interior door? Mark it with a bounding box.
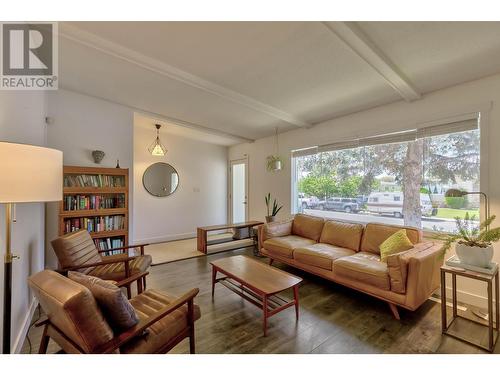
[229,158,248,224]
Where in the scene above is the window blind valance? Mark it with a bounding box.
[291,116,479,158]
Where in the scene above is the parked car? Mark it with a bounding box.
[366,192,433,218]
[324,197,360,213]
[298,193,320,209]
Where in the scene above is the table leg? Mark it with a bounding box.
[441,269,447,332]
[293,285,299,320]
[496,273,499,331]
[452,273,457,318]
[488,280,494,351]
[263,295,268,336]
[211,266,217,298]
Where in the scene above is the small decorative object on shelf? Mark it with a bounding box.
[433,213,500,268]
[59,165,129,252]
[265,192,283,223]
[91,150,105,164]
[116,159,120,168]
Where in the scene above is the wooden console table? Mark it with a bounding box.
[197,220,264,254]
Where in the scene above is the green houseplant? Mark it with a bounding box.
[433,213,500,268]
[265,193,283,223]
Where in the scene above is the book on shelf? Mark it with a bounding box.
[64,174,125,188]
[63,194,126,211]
[63,215,125,234]
[94,237,125,256]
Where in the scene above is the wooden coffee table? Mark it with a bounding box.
[210,255,302,336]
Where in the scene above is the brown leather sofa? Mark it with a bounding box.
[258,214,443,319]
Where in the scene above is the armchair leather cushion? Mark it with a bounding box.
[121,289,201,354]
[292,214,325,241]
[68,271,139,333]
[51,230,102,273]
[88,254,152,280]
[28,270,115,353]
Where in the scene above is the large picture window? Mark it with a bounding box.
[292,118,480,232]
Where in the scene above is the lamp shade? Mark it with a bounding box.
[0,142,63,203]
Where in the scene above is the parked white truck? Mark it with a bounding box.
[366,192,433,218]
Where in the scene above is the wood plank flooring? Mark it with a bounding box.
[21,247,499,354]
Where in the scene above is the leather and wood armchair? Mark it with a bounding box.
[51,230,152,298]
[28,270,200,354]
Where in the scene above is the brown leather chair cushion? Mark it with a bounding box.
[360,223,421,255]
[319,220,364,251]
[386,242,436,293]
[292,214,325,241]
[121,289,201,354]
[294,243,356,270]
[28,270,114,353]
[333,252,390,290]
[51,230,102,272]
[263,235,316,258]
[68,271,139,333]
[88,254,152,280]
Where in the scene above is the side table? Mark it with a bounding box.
[441,264,499,352]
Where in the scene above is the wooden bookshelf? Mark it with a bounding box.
[59,166,129,252]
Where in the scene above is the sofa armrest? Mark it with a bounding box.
[404,242,443,310]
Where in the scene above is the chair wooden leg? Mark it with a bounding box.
[143,275,147,290]
[188,299,195,354]
[137,278,143,294]
[38,325,50,354]
[126,285,132,299]
[268,258,274,266]
[388,302,400,320]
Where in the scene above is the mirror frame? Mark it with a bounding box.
[142,162,179,197]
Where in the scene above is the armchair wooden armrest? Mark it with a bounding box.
[97,243,149,256]
[115,271,149,289]
[94,288,200,354]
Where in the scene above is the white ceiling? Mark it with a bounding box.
[58,21,500,144]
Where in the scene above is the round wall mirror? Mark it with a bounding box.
[142,162,179,197]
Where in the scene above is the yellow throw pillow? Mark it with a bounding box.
[379,229,414,262]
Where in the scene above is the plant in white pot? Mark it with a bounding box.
[434,214,500,268]
[265,193,283,223]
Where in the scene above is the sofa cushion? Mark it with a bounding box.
[263,219,293,240]
[333,252,390,290]
[379,229,414,262]
[386,242,436,293]
[263,235,316,258]
[319,220,364,251]
[292,214,325,241]
[360,223,421,255]
[294,243,356,270]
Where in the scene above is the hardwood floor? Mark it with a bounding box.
[22,247,498,354]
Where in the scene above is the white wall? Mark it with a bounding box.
[229,72,500,308]
[133,116,228,243]
[0,91,48,353]
[45,89,134,268]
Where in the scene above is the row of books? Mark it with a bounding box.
[94,237,125,256]
[63,215,126,234]
[63,194,126,211]
[64,174,125,188]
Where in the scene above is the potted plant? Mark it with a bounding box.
[433,214,500,268]
[265,193,283,223]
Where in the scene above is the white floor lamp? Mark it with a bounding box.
[0,142,62,354]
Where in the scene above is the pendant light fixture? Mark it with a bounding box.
[266,127,283,172]
[148,124,167,156]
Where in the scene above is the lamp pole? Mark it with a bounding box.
[3,203,16,354]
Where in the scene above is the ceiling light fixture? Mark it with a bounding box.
[148,124,167,156]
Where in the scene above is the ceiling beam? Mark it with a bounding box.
[59,23,312,128]
[323,22,421,102]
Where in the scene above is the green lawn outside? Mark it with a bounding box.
[435,208,479,220]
